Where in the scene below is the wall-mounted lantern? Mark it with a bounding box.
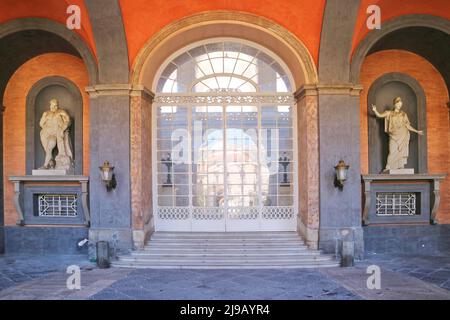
[99,160,116,192]
[334,159,349,191]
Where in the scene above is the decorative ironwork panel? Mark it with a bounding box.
[262,206,293,219]
[158,207,190,220]
[154,94,295,105]
[376,192,417,216]
[227,207,258,220]
[38,194,77,217]
[192,207,224,220]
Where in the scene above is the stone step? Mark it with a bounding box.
[150,232,300,239]
[131,251,323,257]
[113,232,339,269]
[146,240,305,248]
[118,258,334,266]
[142,246,309,253]
[111,259,340,269]
[116,256,336,263]
[138,248,313,255]
[147,239,306,246]
[115,255,337,262]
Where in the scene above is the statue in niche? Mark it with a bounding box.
[39,98,74,172]
[372,97,423,172]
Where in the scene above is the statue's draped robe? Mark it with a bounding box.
[384,110,410,170]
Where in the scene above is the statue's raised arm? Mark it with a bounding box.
[372,104,389,118]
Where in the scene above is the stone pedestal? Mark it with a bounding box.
[32,169,70,176]
[385,168,415,175]
[362,174,447,225]
[8,175,90,226]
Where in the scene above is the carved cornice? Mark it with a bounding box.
[316,83,364,96]
[294,84,318,101]
[86,84,154,101]
[295,83,364,101]
[86,84,132,97]
[130,85,155,102]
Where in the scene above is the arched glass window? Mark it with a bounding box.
[153,39,296,232]
[156,41,292,93]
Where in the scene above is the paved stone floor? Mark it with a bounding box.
[0,254,95,292]
[363,253,450,291]
[0,253,449,300]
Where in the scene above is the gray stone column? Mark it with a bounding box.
[316,85,364,259]
[86,85,133,257]
[84,0,131,258]
[317,0,363,260]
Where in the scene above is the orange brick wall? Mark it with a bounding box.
[2,53,90,226]
[360,50,450,223]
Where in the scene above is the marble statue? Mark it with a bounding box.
[39,98,74,172]
[372,97,423,172]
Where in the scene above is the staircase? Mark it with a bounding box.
[112,232,340,269]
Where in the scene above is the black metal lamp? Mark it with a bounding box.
[334,159,349,191]
[99,160,116,191]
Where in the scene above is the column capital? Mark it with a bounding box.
[295,83,364,101]
[86,84,154,101]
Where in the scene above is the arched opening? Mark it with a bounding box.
[351,15,450,96]
[131,11,317,89]
[356,15,450,228]
[0,18,97,253]
[130,12,318,243]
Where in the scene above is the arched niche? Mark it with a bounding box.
[26,76,83,175]
[367,72,427,174]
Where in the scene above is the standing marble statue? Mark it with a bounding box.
[39,98,74,172]
[372,97,423,172]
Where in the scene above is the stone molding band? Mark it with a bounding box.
[86,84,154,101]
[295,83,364,100]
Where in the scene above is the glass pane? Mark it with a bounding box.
[262,194,277,206]
[158,196,173,206]
[175,196,189,206]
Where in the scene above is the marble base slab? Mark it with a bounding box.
[385,168,415,175]
[32,169,69,176]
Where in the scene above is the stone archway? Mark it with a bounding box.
[131,11,318,89]
[129,10,320,249]
[0,18,98,87]
[351,14,450,88]
[0,18,98,253]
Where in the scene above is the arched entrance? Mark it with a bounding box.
[129,11,319,245]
